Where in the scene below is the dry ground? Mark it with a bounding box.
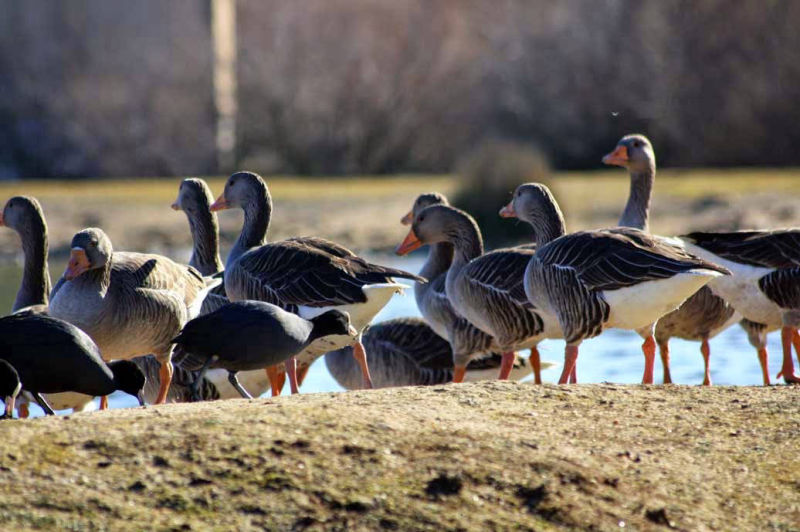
[0,382,797,531]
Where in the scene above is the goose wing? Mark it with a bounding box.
[113,252,206,306]
[460,248,536,308]
[365,317,454,371]
[231,240,424,308]
[682,229,800,269]
[538,228,728,292]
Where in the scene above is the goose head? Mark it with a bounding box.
[0,359,20,418]
[210,171,268,212]
[0,196,44,234]
[64,228,112,281]
[602,134,656,173]
[172,178,215,214]
[400,192,449,225]
[396,205,480,255]
[499,183,566,245]
[310,310,358,339]
[108,360,147,406]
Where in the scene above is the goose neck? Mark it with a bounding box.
[187,209,222,276]
[618,166,654,232]
[14,223,51,310]
[228,197,270,268]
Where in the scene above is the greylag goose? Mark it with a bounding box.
[0,360,21,419]
[324,317,534,389]
[133,355,220,404]
[396,204,558,383]
[171,178,270,398]
[0,313,146,415]
[400,193,543,383]
[49,227,207,403]
[603,134,739,385]
[172,301,356,399]
[210,171,424,394]
[502,182,730,384]
[0,196,96,415]
[681,230,800,384]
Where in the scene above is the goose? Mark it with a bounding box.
[172,301,357,399]
[501,182,730,384]
[0,196,96,415]
[603,134,739,385]
[171,178,270,398]
[396,204,560,383]
[324,317,534,389]
[210,171,424,394]
[48,227,207,404]
[400,193,543,383]
[680,229,800,384]
[0,360,21,419]
[0,313,146,415]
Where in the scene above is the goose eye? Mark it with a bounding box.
[633,141,641,148]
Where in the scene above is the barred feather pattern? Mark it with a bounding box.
[133,355,219,403]
[682,229,800,269]
[758,267,800,310]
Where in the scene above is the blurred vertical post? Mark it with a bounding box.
[212,0,237,173]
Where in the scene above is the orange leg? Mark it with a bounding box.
[641,335,656,384]
[453,365,466,383]
[757,347,770,386]
[266,365,285,397]
[569,364,577,384]
[285,357,300,394]
[155,360,173,404]
[559,345,579,385]
[658,341,672,384]
[777,327,800,384]
[296,363,311,386]
[352,341,373,389]
[99,395,109,410]
[18,402,29,418]
[497,352,515,380]
[530,347,542,385]
[700,338,712,386]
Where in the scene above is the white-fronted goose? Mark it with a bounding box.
[0,313,146,415]
[681,230,800,384]
[49,227,207,403]
[400,193,543,383]
[396,204,559,383]
[173,301,356,399]
[171,178,271,399]
[210,171,424,394]
[503,182,729,384]
[603,134,739,385]
[0,360,21,419]
[324,317,534,389]
[0,196,97,415]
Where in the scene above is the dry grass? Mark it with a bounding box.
[0,382,797,531]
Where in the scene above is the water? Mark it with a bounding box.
[0,255,786,417]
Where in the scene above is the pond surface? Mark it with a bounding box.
[0,253,784,417]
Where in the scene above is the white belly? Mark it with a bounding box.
[206,369,270,399]
[682,243,782,327]
[604,270,721,331]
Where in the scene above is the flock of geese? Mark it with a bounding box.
[1,133,799,419]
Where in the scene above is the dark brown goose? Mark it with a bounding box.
[0,313,146,415]
[396,204,558,383]
[503,182,729,384]
[603,134,739,385]
[324,317,534,389]
[210,171,424,394]
[400,193,542,383]
[0,196,96,414]
[49,227,207,403]
[681,229,800,384]
[171,178,270,398]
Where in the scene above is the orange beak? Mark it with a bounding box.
[453,365,467,383]
[395,228,423,255]
[400,210,414,225]
[209,193,230,212]
[602,145,629,166]
[499,201,517,218]
[170,198,180,211]
[64,248,90,281]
